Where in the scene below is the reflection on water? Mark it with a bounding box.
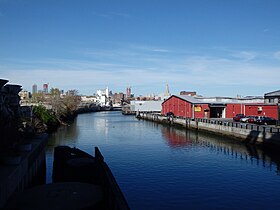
[46,112,280,209]
[161,125,280,175]
[161,126,195,147]
[48,119,79,147]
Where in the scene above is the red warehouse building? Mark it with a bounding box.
[162,95,279,120]
[162,95,210,119]
[242,104,278,118]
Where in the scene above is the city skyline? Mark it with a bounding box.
[1,0,280,97]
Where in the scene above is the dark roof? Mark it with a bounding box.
[264,90,280,97]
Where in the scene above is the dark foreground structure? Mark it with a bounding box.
[5,146,130,210]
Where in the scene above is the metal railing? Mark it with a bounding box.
[196,118,280,134]
[139,113,280,134]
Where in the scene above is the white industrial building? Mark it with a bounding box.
[130,100,163,113]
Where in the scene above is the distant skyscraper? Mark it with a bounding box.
[105,87,109,98]
[165,84,171,96]
[43,83,48,94]
[32,84,37,94]
[126,87,131,98]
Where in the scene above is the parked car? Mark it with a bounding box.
[166,112,174,117]
[240,116,255,123]
[247,116,259,124]
[233,114,245,122]
[255,116,277,125]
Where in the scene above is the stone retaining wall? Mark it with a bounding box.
[0,133,48,208]
[138,113,280,146]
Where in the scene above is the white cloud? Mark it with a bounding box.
[1,46,279,96]
[152,49,169,53]
[231,51,257,61]
[273,51,280,60]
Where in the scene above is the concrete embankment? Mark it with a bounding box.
[0,133,48,208]
[138,113,280,146]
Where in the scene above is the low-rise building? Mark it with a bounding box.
[96,87,111,106]
[162,95,209,118]
[130,100,163,113]
[162,95,279,120]
[180,91,197,96]
[113,92,125,105]
[264,90,280,104]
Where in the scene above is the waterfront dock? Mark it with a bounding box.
[137,112,280,146]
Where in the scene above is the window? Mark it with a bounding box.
[269,98,274,103]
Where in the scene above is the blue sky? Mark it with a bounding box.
[0,0,280,97]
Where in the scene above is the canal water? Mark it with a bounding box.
[47,111,280,210]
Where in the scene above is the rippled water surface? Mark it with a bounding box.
[47,111,280,210]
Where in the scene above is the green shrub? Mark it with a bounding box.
[33,105,58,125]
